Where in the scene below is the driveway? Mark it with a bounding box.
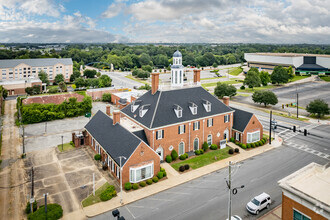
[24,102,108,152]
[24,146,108,218]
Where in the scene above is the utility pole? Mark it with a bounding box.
[117,156,127,204]
[228,161,232,220]
[22,125,25,156]
[43,193,48,217]
[269,111,272,145]
[30,167,35,213]
[297,93,299,118]
[93,173,95,196]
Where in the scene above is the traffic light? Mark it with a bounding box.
[282,104,284,109]
[286,104,289,107]
[304,129,307,136]
[293,126,296,132]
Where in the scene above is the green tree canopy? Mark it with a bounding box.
[286,66,295,81]
[70,70,81,82]
[271,66,289,84]
[55,74,64,84]
[98,75,112,87]
[0,86,8,99]
[74,78,87,88]
[214,83,237,98]
[58,82,67,92]
[83,69,97,78]
[38,70,49,85]
[306,99,329,118]
[139,53,152,66]
[259,71,271,86]
[102,93,112,102]
[252,90,278,106]
[244,70,261,89]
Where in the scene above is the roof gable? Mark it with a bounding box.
[232,107,254,132]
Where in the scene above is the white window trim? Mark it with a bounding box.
[157,130,163,139]
[174,108,182,118]
[207,134,212,146]
[116,166,120,178]
[224,115,229,123]
[235,132,240,141]
[178,142,185,156]
[194,121,199,130]
[193,138,199,151]
[131,104,139,113]
[247,130,260,143]
[190,106,197,115]
[129,162,154,183]
[179,124,185,134]
[293,208,311,220]
[207,118,213,127]
[203,103,211,112]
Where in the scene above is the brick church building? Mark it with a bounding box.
[84,50,263,185]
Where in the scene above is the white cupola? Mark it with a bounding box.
[171,50,184,87]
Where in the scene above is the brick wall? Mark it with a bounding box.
[241,114,263,144]
[282,194,327,220]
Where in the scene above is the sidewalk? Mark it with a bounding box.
[258,205,282,220]
[83,137,283,218]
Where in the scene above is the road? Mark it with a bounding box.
[90,115,330,220]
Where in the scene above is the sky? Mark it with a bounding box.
[0,0,329,44]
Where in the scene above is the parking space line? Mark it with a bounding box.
[149,198,174,202]
[125,206,136,219]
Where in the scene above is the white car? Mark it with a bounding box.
[246,192,271,214]
[226,215,242,220]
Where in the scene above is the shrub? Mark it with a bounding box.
[263,137,267,143]
[247,143,251,148]
[102,164,108,171]
[165,155,172,163]
[171,150,178,161]
[195,150,201,155]
[240,85,245,90]
[258,140,263,146]
[25,201,38,214]
[139,181,146,187]
[157,171,164,179]
[255,142,259,147]
[184,153,188,159]
[48,87,59,94]
[238,143,243,147]
[179,155,186,160]
[179,166,185,172]
[251,143,256,148]
[184,164,190,170]
[241,144,246,149]
[210,144,218,150]
[69,141,75,147]
[228,148,234,154]
[235,141,239,145]
[132,183,139,190]
[160,168,165,172]
[235,148,240,153]
[202,142,209,152]
[28,204,63,220]
[124,182,132,190]
[102,93,111,102]
[94,154,101,161]
[146,179,153,185]
[163,172,167,177]
[230,137,235,142]
[152,176,159,183]
[200,149,204,154]
[100,186,117,201]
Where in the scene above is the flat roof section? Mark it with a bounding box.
[249,53,330,58]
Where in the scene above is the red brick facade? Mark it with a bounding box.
[232,114,263,144]
[282,194,327,220]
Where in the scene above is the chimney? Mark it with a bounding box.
[193,69,201,84]
[106,105,111,116]
[113,110,120,125]
[223,96,229,106]
[151,72,160,95]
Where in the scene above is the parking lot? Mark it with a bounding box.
[24,102,108,152]
[24,146,107,217]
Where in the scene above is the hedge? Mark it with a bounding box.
[132,183,139,190]
[157,171,164,179]
[139,181,146,187]
[179,166,185,172]
[28,204,63,220]
[152,176,159,183]
[100,185,117,201]
[195,150,200,155]
[228,148,234,154]
[146,179,153,185]
[200,149,204,154]
[94,154,101,161]
[25,201,37,214]
[124,182,132,190]
[202,142,209,152]
[19,96,92,124]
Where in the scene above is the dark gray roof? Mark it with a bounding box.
[85,111,142,166]
[121,86,234,129]
[0,58,73,68]
[133,130,149,145]
[231,107,253,132]
[297,64,328,71]
[173,50,182,57]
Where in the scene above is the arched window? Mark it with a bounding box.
[178,142,185,156]
[194,138,199,151]
[207,134,212,146]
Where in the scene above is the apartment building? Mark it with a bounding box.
[0,58,73,83]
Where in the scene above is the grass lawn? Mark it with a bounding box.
[236,93,250,97]
[171,147,231,170]
[263,110,309,121]
[125,75,150,85]
[320,76,330,82]
[57,143,75,152]
[202,79,239,88]
[237,85,276,93]
[82,182,110,207]
[228,67,243,76]
[289,75,310,82]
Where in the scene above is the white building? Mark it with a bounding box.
[171,50,184,87]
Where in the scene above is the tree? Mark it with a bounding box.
[244,70,261,89]
[83,69,97,78]
[214,83,237,98]
[271,66,289,84]
[58,82,67,92]
[99,75,112,88]
[25,85,41,95]
[306,99,329,119]
[102,93,112,102]
[55,74,64,84]
[38,70,49,85]
[259,71,271,86]
[0,86,8,99]
[252,90,278,107]
[139,53,152,66]
[74,78,86,88]
[70,70,81,82]
[142,65,152,73]
[287,66,295,81]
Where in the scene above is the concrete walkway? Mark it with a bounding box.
[258,205,282,220]
[83,137,283,218]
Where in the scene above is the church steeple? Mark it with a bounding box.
[171,50,184,87]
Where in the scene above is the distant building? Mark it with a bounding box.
[244,53,330,75]
[0,78,44,96]
[278,162,330,220]
[0,58,73,83]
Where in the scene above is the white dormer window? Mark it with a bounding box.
[131,102,140,113]
[174,104,183,118]
[203,100,211,112]
[139,104,150,118]
[189,102,197,115]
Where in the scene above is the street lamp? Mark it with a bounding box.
[116,156,127,204]
[61,135,63,151]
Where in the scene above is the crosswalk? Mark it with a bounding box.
[278,123,319,141]
[284,141,330,160]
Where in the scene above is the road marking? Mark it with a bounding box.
[125,206,137,219]
[285,141,330,161]
[149,198,174,202]
[163,192,191,195]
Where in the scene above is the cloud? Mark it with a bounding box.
[101,2,125,18]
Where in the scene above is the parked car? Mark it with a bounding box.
[226,215,242,220]
[246,192,271,214]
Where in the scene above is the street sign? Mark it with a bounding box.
[85,112,91,118]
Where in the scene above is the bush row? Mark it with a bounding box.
[124,168,167,191]
[27,203,63,220]
[230,137,267,149]
[100,185,117,201]
[179,164,190,172]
